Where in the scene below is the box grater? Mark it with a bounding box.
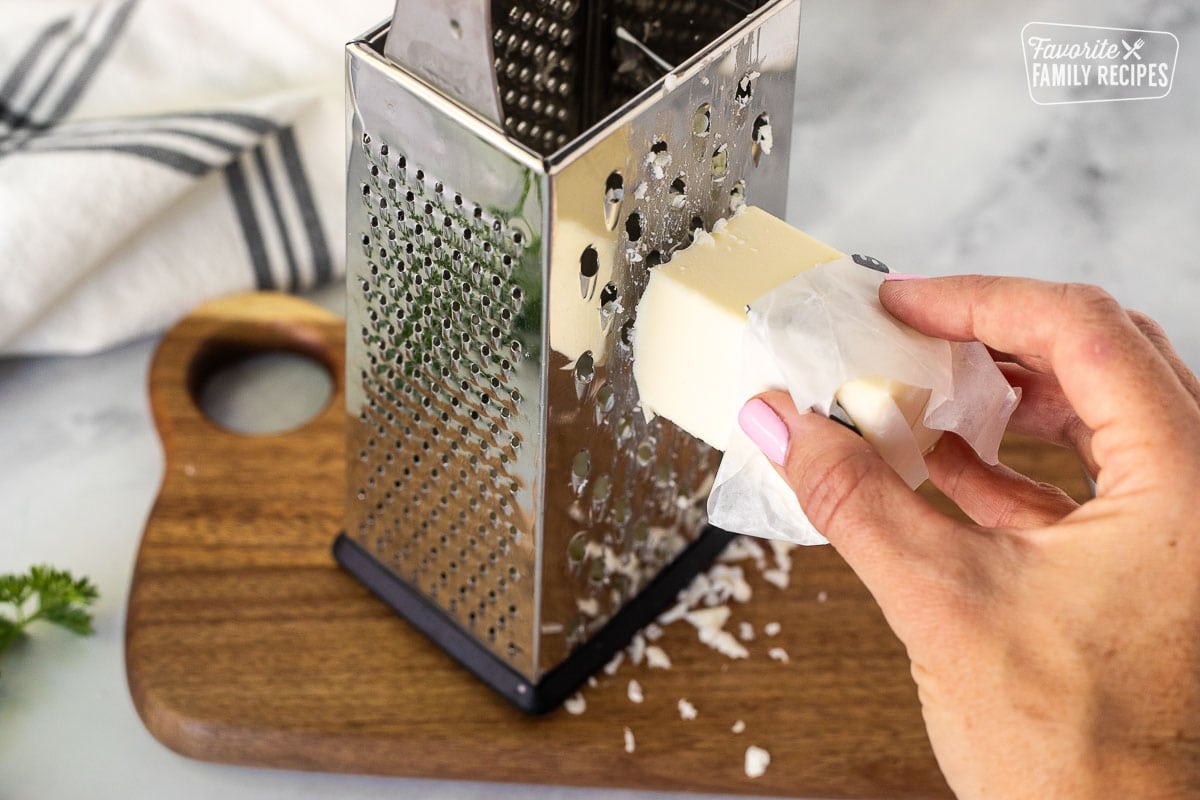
[334,0,802,713]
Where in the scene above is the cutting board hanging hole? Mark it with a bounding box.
[194,349,333,436]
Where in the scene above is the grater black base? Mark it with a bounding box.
[333,526,736,715]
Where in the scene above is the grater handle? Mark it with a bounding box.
[383,0,505,128]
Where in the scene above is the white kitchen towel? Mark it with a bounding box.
[0,0,388,355]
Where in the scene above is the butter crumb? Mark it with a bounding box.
[678,698,697,721]
[645,645,672,669]
[685,605,730,631]
[564,692,587,715]
[703,629,749,659]
[576,596,600,616]
[624,726,636,753]
[627,679,644,703]
[628,633,646,665]
[718,537,765,565]
[745,745,770,778]
[769,540,794,572]
[762,569,788,589]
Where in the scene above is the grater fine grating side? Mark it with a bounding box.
[338,0,802,713]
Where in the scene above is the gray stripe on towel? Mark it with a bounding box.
[41,0,139,127]
[277,126,332,285]
[225,156,275,290]
[0,18,71,130]
[253,143,301,290]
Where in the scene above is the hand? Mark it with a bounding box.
[747,276,1200,799]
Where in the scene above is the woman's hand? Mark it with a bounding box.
[747,276,1200,799]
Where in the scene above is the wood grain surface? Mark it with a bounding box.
[126,292,1093,799]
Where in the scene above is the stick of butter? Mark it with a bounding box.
[633,206,940,454]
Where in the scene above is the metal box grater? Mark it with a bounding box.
[334,0,802,713]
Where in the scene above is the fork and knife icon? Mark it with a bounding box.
[1121,38,1146,60]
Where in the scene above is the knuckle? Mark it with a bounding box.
[996,482,1074,527]
[1055,284,1125,364]
[796,446,879,535]
[1125,308,1153,328]
[1062,283,1122,319]
[1128,309,1170,343]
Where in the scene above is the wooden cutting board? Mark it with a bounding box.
[126,292,1092,799]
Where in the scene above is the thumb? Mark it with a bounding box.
[740,391,963,588]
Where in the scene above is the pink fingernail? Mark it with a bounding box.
[738,398,789,466]
[882,272,929,281]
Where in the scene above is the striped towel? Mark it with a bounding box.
[0,0,386,355]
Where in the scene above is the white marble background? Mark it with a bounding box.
[2,1,1197,799]
[792,0,1199,369]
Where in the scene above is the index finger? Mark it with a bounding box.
[879,276,1200,488]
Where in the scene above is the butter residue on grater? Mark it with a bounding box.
[337,0,805,714]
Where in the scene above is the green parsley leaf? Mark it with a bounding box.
[0,565,99,657]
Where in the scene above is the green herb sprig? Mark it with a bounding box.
[0,566,98,655]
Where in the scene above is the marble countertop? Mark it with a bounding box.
[2,1,1196,797]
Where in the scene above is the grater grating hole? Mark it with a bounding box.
[612,497,631,526]
[711,144,729,180]
[571,448,591,496]
[753,112,771,143]
[579,245,599,299]
[567,530,588,563]
[752,112,772,166]
[729,180,747,213]
[693,103,712,137]
[735,71,755,107]
[599,281,619,310]
[618,319,635,349]
[647,139,671,176]
[603,170,624,230]
[635,438,656,467]
[573,350,595,399]
[594,384,615,424]
[625,212,643,242]
[669,176,687,208]
[591,473,611,508]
